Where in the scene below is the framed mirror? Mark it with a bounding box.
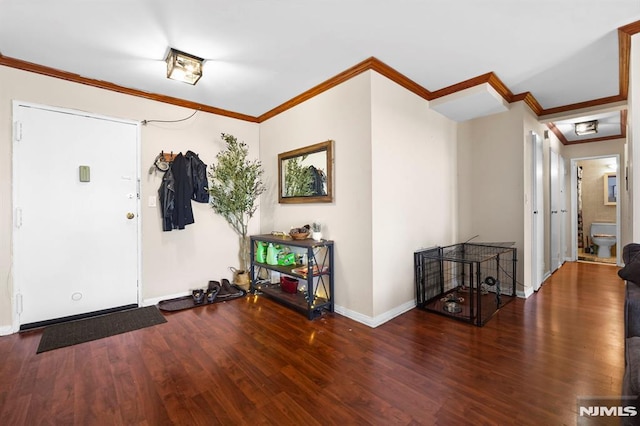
[278,140,333,204]
[604,172,616,205]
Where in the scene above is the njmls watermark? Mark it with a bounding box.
[577,396,638,425]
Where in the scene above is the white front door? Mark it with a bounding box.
[13,102,140,327]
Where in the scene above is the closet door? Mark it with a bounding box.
[531,132,544,290]
[550,150,564,272]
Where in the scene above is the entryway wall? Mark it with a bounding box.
[0,65,260,333]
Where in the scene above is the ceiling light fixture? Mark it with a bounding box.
[575,120,598,136]
[165,48,204,85]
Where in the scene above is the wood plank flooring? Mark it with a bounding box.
[0,261,626,425]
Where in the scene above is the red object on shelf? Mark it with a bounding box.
[280,276,298,293]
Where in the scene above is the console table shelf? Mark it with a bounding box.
[250,234,334,320]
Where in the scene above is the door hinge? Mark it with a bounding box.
[15,207,22,228]
[16,293,23,315]
[13,121,22,142]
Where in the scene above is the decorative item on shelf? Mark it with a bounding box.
[277,247,297,266]
[266,243,280,265]
[280,276,299,294]
[311,221,322,241]
[291,264,328,276]
[289,224,310,240]
[208,133,265,285]
[270,231,290,238]
[255,241,267,263]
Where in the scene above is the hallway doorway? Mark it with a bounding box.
[572,156,619,266]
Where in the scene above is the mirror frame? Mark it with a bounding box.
[604,172,616,205]
[278,140,333,204]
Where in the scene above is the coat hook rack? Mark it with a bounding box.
[160,150,178,162]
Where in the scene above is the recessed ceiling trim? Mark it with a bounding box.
[547,110,627,145]
[430,72,513,105]
[430,83,509,122]
[538,100,627,123]
[511,92,543,116]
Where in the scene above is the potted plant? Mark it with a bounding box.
[208,133,265,289]
[311,221,323,241]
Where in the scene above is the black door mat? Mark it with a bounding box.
[158,281,246,312]
[36,306,167,354]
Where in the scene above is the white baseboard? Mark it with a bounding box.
[517,286,534,298]
[0,325,15,336]
[334,300,416,328]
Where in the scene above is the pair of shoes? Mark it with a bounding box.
[192,282,221,305]
[217,278,244,300]
[192,289,205,305]
[206,281,221,303]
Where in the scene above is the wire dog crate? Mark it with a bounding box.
[414,243,517,326]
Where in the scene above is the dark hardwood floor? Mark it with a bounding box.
[0,261,625,425]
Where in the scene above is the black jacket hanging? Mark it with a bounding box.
[185,150,209,203]
[158,166,175,231]
[158,153,194,231]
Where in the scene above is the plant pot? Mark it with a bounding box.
[230,267,250,291]
[312,231,322,241]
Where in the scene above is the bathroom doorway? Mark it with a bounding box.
[571,155,620,265]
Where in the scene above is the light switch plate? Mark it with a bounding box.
[148,195,157,207]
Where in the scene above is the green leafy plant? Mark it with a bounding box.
[208,133,265,272]
[284,155,314,196]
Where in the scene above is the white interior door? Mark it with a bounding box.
[532,132,544,291]
[13,103,139,327]
[558,155,567,264]
[550,150,561,272]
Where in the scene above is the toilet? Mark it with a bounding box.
[590,222,617,258]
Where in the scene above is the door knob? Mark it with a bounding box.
[126,212,135,219]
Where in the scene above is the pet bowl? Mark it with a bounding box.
[443,301,462,313]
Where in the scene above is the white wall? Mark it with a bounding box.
[457,103,528,292]
[370,72,457,318]
[0,66,259,331]
[260,71,460,325]
[259,71,374,318]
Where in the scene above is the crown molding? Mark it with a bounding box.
[256,57,431,122]
[0,54,259,123]
[2,18,639,136]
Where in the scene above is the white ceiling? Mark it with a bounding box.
[1,1,638,140]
